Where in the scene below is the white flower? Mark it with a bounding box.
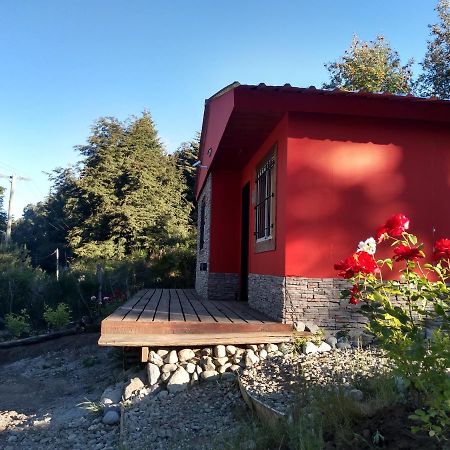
[357,237,377,255]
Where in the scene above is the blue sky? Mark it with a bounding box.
[0,0,439,216]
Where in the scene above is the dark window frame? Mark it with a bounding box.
[254,145,276,253]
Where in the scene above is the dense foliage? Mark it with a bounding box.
[323,35,414,94]
[335,214,450,440]
[0,185,6,234]
[418,0,450,99]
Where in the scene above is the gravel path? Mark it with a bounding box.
[239,346,392,414]
[122,378,246,450]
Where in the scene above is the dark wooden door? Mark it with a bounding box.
[240,183,250,301]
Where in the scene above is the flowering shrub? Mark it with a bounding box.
[335,214,450,440]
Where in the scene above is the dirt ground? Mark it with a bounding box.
[0,333,125,449]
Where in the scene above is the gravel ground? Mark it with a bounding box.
[0,334,122,450]
[122,379,246,450]
[239,346,392,414]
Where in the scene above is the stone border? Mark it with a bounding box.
[237,375,286,429]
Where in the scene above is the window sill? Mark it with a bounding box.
[255,237,276,253]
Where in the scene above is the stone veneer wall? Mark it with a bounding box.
[195,175,212,299]
[248,274,285,322]
[248,273,367,332]
[195,174,240,301]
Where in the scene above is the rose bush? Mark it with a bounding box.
[335,213,450,440]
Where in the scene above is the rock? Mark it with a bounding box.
[325,336,338,349]
[160,372,171,383]
[348,389,364,402]
[317,342,332,353]
[279,343,289,354]
[214,357,229,366]
[167,367,190,393]
[200,348,212,356]
[147,363,160,386]
[201,370,219,381]
[336,342,352,350]
[230,364,241,372]
[248,344,258,351]
[196,365,203,375]
[102,410,120,426]
[226,345,237,355]
[221,372,236,381]
[259,349,268,359]
[304,342,319,355]
[124,377,145,400]
[201,357,216,372]
[191,372,199,383]
[244,350,259,367]
[232,354,243,364]
[266,343,278,353]
[218,363,232,373]
[305,322,320,334]
[178,349,195,362]
[214,345,226,358]
[161,363,178,373]
[149,351,164,367]
[294,321,306,332]
[156,349,169,357]
[165,350,178,364]
[185,362,196,374]
[100,384,123,405]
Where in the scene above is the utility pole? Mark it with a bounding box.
[0,173,31,244]
[55,248,59,281]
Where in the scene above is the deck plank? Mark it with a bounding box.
[169,289,185,322]
[217,301,268,323]
[208,300,248,323]
[138,289,163,322]
[122,289,155,322]
[188,290,233,323]
[153,289,170,322]
[182,289,217,323]
[176,290,199,322]
[102,289,148,321]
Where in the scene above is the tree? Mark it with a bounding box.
[66,113,192,259]
[323,35,414,94]
[173,133,199,225]
[417,0,450,99]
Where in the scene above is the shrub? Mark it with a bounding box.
[43,303,71,330]
[5,309,30,338]
[334,213,450,440]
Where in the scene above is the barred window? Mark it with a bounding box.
[255,150,275,241]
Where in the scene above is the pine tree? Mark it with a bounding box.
[67,113,192,259]
[417,0,450,99]
[173,133,199,225]
[324,35,413,94]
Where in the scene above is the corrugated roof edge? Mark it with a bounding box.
[236,83,450,104]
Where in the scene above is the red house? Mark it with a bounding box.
[194,82,450,331]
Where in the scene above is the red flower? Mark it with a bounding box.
[376,213,410,242]
[334,251,379,279]
[433,238,450,261]
[393,244,424,262]
[349,284,360,305]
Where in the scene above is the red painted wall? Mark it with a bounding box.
[209,115,288,276]
[285,112,450,278]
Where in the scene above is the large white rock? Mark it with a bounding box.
[317,342,332,353]
[325,336,338,349]
[185,362,196,374]
[167,367,190,393]
[165,350,178,364]
[147,363,161,386]
[124,377,145,400]
[100,384,123,405]
[259,349,268,359]
[244,350,259,367]
[304,342,319,355]
[156,349,169,358]
[305,322,320,334]
[149,351,164,367]
[218,362,232,373]
[201,370,219,381]
[214,345,226,358]
[178,349,195,362]
[161,363,178,373]
[226,345,237,355]
[266,343,278,353]
[214,357,229,367]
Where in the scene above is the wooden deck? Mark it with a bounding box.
[99,288,295,347]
